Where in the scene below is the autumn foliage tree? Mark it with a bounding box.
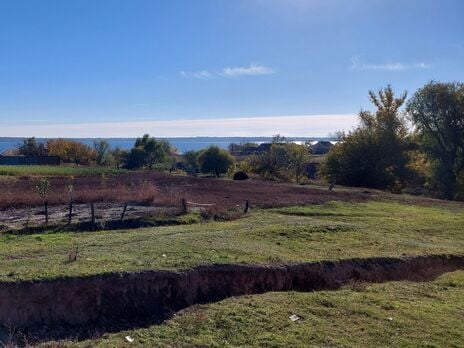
[47,139,95,165]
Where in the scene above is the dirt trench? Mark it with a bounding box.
[0,254,463,338]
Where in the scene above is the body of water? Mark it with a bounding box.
[0,137,322,155]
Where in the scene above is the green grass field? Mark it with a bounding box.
[2,201,463,283]
[44,270,464,347]
[0,165,125,176]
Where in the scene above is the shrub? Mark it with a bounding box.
[198,146,235,177]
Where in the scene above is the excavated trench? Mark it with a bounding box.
[1,254,463,342]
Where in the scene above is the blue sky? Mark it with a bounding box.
[1,0,463,137]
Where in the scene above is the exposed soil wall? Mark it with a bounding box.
[0,254,463,331]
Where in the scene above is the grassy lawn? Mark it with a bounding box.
[1,201,463,283]
[0,165,125,176]
[55,270,464,347]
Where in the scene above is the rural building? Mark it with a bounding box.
[0,155,61,165]
[310,141,334,155]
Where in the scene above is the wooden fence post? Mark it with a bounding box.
[67,201,73,225]
[181,198,188,213]
[121,203,128,221]
[244,200,249,214]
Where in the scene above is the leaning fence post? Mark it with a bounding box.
[244,200,249,214]
[181,198,188,213]
[121,203,128,221]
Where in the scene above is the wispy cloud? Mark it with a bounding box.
[350,57,431,71]
[179,63,275,79]
[221,63,275,77]
[1,114,357,138]
[179,70,212,79]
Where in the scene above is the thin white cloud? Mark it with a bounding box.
[179,63,275,80]
[350,57,431,71]
[1,114,358,138]
[180,70,212,79]
[221,63,275,77]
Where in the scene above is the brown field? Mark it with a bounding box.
[0,171,382,211]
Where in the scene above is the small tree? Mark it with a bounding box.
[17,137,47,156]
[198,146,235,177]
[183,150,200,173]
[126,147,147,169]
[35,178,51,225]
[286,143,311,183]
[93,140,111,166]
[109,147,129,169]
[247,143,288,180]
[271,134,289,144]
[126,134,173,170]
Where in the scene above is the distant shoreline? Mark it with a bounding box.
[0,136,336,155]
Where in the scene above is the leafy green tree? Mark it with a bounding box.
[198,146,235,177]
[17,137,47,156]
[247,143,288,179]
[126,134,173,170]
[109,147,129,169]
[286,143,311,183]
[407,81,464,199]
[183,150,200,173]
[93,140,111,166]
[126,147,148,169]
[246,142,310,182]
[321,86,409,191]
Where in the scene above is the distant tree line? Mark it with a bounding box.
[14,134,237,177]
[15,135,175,170]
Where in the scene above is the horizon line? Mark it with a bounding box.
[0,114,358,138]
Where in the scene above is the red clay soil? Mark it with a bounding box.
[0,171,379,210]
[0,254,463,339]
